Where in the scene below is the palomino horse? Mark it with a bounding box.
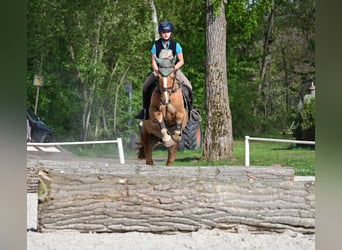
[137,56,188,166]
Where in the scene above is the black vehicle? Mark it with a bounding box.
[27,108,55,143]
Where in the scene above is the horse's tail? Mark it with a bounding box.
[136,139,145,160]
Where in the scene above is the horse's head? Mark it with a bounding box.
[155,56,177,105]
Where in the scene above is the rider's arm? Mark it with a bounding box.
[151,44,159,76]
[175,42,184,71]
[175,52,184,71]
[151,54,159,76]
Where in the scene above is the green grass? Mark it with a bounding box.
[132,140,315,176]
[63,140,315,176]
[62,144,119,158]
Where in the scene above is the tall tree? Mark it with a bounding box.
[149,0,159,40]
[203,0,233,161]
[27,0,315,144]
[253,0,275,116]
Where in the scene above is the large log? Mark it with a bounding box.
[36,160,314,234]
[27,165,39,193]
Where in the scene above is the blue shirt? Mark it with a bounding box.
[151,40,182,55]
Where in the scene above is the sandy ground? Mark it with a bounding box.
[26,149,315,249]
[27,193,315,250]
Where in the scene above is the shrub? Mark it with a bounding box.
[293,97,315,141]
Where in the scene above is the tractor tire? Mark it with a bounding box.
[178,110,202,151]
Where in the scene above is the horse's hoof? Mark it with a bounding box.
[162,135,175,148]
[164,139,175,148]
[172,134,181,142]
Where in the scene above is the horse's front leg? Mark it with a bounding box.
[172,109,186,142]
[166,143,179,166]
[159,119,174,148]
[154,108,174,148]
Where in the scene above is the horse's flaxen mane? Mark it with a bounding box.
[159,49,173,59]
[155,56,176,77]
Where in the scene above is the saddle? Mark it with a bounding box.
[180,84,201,122]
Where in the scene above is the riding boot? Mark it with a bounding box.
[185,87,201,122]
[135,91,147,119]
[134,87,153,120]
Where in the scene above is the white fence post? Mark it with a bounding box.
[244,136,315,167]
[245,136,250,167]
[117,138,125,164]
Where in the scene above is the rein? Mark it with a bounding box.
[160,74,180,93]
[155,62,185,131]
[155,54,181,106]
[158,65,180,90]
[158,69,182,106]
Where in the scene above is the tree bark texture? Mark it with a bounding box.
[27,165,39,193]
[204,1,233,161]
[34,160,314,234]
[150,0,159,40]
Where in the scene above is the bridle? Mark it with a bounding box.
[154,56,185,133]
[159,69,181,105]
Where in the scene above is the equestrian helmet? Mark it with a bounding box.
[158,21,174,32]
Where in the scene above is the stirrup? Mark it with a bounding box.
[190,109,202,122]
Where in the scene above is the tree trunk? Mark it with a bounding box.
[81,89,93,141]
[113,65,130,133]
[253,0,275,116]
[203,0,233,161]
[149,0,159,40]
[34,160,314,234]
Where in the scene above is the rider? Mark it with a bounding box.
[134,21,193,120]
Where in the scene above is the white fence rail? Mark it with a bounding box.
[245,136,315,167]
[27,138,125,164]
